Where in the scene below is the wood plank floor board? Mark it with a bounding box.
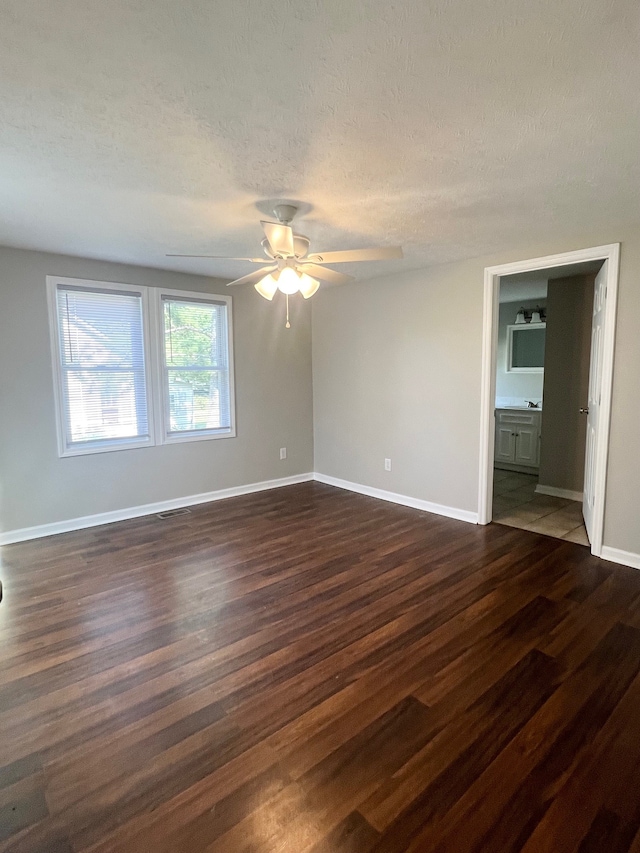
[477,625,640,852]
[20,524,540,772]
[515,670,640,853]
[359,646,563,837]
[577,809,637,853]
[271,594,569,782]
[0,524,476,724]
[400,622,640,853]
[1,482,639,852]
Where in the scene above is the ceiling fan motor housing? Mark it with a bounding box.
[262,234,310,259]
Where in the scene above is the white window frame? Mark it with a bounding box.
[151,288,236,444]
[46,276,236,457]
[46,276,156,457]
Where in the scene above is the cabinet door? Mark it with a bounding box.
[495,424,516,463]
[514,425,539,467]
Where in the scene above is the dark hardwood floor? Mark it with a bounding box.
[1,482,640,852]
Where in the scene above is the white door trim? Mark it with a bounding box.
[478,243,620,558]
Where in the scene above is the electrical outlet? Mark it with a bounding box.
[384,458,391,471]
[280,447,287,460]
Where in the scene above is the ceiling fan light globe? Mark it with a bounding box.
[276,267,301,295]
[254,274,279,300]
[298,273,320,299]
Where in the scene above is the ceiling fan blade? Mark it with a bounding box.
[261,221,294,257]
[226,266,276,287]
[306,246,403,264]
[297,263,354,286]
[166,254,266,262]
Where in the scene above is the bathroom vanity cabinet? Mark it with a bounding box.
[494,408,542,471]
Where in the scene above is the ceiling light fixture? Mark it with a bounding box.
[298,272,320,299]
[168,203,402,328]
[253,267,320,326]
[254,273,279,301]
[275,266,301,295]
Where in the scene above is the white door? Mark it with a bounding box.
[515,425,540,467]
[495,424,516,463]
[583,262,607,540]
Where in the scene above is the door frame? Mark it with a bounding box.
[477,243,620,557]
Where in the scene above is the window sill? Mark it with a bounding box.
[60,437,155,457]
[161,429,236,445]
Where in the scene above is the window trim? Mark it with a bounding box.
[152,288,236,444]
[46,277,236,457]
[47,276,156,457]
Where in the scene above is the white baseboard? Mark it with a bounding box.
[600,546,640,571]
[5,471,634,569]
[313,473,478,524]
[495,463,540,475]
[535,484,583,502]
[0,473,314,545]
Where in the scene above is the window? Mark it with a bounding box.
[47,277,235,456]
[48,279,153,455]
[160,293,234,441]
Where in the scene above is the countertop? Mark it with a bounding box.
[495,406,542,412]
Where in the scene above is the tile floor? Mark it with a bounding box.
[492,468,590,545]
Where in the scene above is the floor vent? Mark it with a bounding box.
[157,508,191,519]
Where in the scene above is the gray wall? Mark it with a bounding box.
[3,233,639,558]
[312,257,482,514]
[312,231,640,556]
[538,274,594,493]
[0,247,313,533]
[496,299,546,405]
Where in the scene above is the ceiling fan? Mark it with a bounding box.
[167,204,403,320]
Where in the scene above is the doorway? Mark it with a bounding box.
[492,266,597,545]
[478,244,620,558]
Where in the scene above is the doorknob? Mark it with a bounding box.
[579,407,589,414]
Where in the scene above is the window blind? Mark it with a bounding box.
[161,296,231,435]
[55,285,149,448]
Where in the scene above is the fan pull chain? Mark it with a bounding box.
[285,294,291,329]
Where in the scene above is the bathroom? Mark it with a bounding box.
[492,263,602,544]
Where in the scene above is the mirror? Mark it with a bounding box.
[507,323,546,372]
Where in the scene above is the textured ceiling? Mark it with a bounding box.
[499,278,548,304]
[1,0,639,280]
[499,260,602,301]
